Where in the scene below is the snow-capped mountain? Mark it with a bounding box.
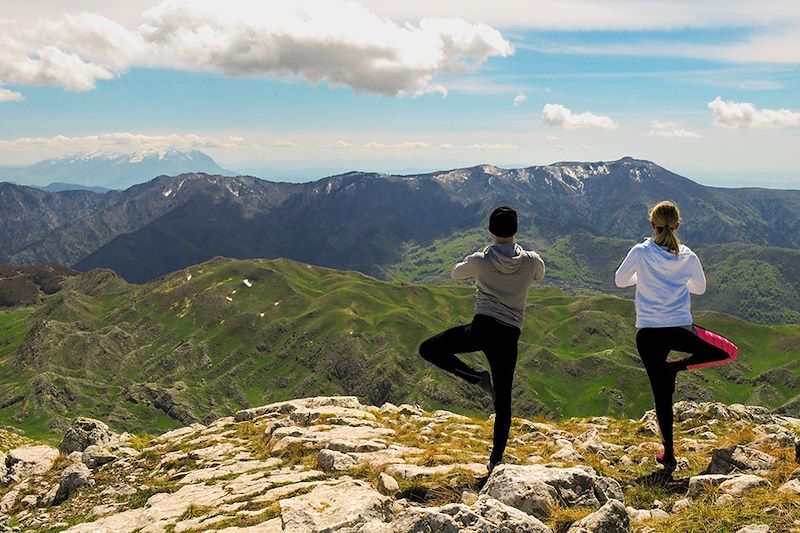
[0,149,231,189]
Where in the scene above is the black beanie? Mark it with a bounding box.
[489,206,517,237]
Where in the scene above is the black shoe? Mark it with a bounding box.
[487,459,501,475]
[656,452,678,472]
[476,370,495,403]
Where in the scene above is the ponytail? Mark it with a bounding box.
[649,201,681,256]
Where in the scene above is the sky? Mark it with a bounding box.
[1,0,799,186]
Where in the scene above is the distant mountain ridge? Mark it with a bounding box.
[0,149,230,189]
[2,157,800,322]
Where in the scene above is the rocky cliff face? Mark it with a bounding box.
[0,397,798,532]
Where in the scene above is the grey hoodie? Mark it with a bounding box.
[452,242,545,329]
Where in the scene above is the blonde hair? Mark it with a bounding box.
[649,201,681,256]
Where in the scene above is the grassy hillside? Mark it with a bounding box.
[388,228,800,324]
[0,257,799,441]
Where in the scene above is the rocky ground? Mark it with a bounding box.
[0,397,798,532]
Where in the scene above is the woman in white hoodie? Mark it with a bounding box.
[615,201,738,471]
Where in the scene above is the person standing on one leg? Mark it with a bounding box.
[615,200,739,472]
[418,206,545,474]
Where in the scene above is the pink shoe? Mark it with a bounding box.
[656,452,677,471]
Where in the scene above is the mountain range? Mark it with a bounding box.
[0,257,798,440]
[1,157,799,323]
[0,149,230,190]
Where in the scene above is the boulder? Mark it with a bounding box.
[481,465,620,519]
[376,473,399,497]
[687,474,731,497]
[279,479,392,532]
[568,499,630,533]
[391,506,467,533]
[777,479,800,495]
[82,445,118,470]
[59,418,118,455]
[472,495,551,532]
[5,445,59,481]
[718,475,771,496]
[317,449,357,472]
[707,445,777,474]
[51,463,94,506]
[627,507,669,525]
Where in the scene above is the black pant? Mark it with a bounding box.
[636,325,738,455]
[418,314,520,464]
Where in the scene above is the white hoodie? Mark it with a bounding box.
[615,238,706,328]
[452,242,545,329]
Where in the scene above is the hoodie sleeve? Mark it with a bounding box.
[615,246,639,288]
[686,252,707,295]
[452,252,482,280]
[530,252,545,281]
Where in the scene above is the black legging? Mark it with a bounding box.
[636,325,739,456]
[419,314,520,464]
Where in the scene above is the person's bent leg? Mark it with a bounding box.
[636,329,676,462]
[418,322,484,384]
[483,326,520,466]
[670,325,738,370]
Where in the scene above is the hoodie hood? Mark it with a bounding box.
[640,238,694,275]
[485,242,526,274]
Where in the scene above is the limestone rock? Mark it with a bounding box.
[778,479,800,495]
[82,445,118,470]
[279,478,392,532]
[687,474,731,497]
[317,449,357,472]
[5,445,59,481]
[235,396,363,422]
[392,506,468,533]
[735,526,770,533]
[472,495,551,532]
[385,463,486,480]
[551,444,584,463]
[59,418,118,454]
[626,507,669,525]
[51,463,94,506]
[669,498,689,513]
[376,473,399,497]
[568,499,630,533]
[481,464,619,519]
[718,474,771,496]
[707,445,777,474]
[716,494,735,505]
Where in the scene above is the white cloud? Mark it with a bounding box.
[0,0,513,96]
[0,132,248,151]
[708,96,800,128]
[513,91,527,106]
[542,103,617,130]
[0,87,24,102]
[648,121,700,138]
[359,1,800,32]
[465,143,518,150]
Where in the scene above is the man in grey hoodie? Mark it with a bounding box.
[419,206,545,473]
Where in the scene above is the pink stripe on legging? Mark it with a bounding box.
[687,325,739,369]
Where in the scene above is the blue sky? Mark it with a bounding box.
[1,1,799,186]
